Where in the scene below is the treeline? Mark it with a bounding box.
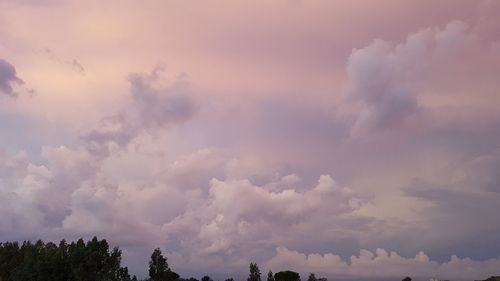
[0,237,328,281]
[0,237,134,281]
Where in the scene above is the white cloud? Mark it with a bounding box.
[344,21,480,138]
[267,246,500,281]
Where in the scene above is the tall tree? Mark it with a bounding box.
[0,237,131,281]
[267,271,275,281]
[247,263,261,281]
[149,248,168,281]
[148,248,178,281]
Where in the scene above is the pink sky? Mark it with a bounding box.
[1,1,500,280]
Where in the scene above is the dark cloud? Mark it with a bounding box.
[466,151,500,192]
[71,59,85,73]
[0,58,24,97]
[127,67,199,127]
[83,67,199,157]
[404,180,500,261]
[346,39,419,137]
[42,48,85,74]
[344,21,478,138]
[1,3,500,278]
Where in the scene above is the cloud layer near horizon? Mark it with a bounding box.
[1,1,500,280]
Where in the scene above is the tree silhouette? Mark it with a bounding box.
[275,271,301,281]
[201,275,213,281]
[149,248,179,281]
[267,271,275,281]
[307,273,317,281]
[0,237,130,281]
[402,277,412,281]
[247,263,262,281]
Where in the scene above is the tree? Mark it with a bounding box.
[201,276,213,281]
[0,237,135,281]
[267,271,275,281]
[149,248,178,281]
[117,266,132,281]
[274,271,301,281]
[307,273,317,281]
[402,277,412,281]
[225,278,234,281]
[247,263,261,281]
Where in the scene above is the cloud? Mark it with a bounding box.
[266,246,500,281]
[127,67,199,128]
[0,66,201,249]
[159,174,363,272]
[1,2,500,279]
[344,21,478,138]
[466,150,500,192]
[0,58,24,97]
[83,66,199,158]
[0,142,368,277]
[346,39,418,137]
[404,182,500,261]
[41,48,85,74]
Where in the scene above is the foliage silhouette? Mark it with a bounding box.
[267,270,275,281]
[247,263,261,281]
[275,271,301,281]
[149,248,179,281]
[0,237,134,281]
[201,275,213,281]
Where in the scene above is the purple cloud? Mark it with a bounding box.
[0,58,24,97]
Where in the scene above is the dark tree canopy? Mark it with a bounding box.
[201,275,213,281]
[402,277,412,281]
[306,273,327,281]
[274,271,301,281]
[149,248,179,281]
[307,273,317,281]
[0,237,134,281]
[267,270,275,281]
[247,263,261,281]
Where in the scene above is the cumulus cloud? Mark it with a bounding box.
[0,66,201,249]
[266,246,500,281]
[0,60,365,274]
[0,143,368,276]
[0,147,100,236]
[344,21,478,137]
[127,67,199,127]
[2,2,500,279]
[83,67,199,157]
[0,58,24,97]
[160,174,362,272]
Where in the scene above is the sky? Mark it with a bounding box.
[1,0,500,280]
